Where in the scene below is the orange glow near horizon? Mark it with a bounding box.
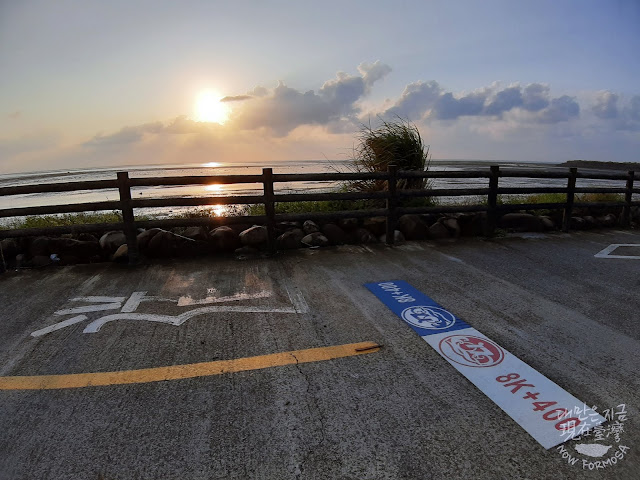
[194,90,230,124]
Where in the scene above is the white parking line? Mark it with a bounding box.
[594,244,640,259]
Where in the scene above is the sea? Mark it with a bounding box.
[0,159,629,226]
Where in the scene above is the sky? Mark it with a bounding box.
[1,0,639,174]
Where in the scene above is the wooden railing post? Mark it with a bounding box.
[486,165,500,236]
[116,172,139,265]
[262,168,276,254]
[562,167,577,232]
[386,164,398,245]
[622,170,635,228]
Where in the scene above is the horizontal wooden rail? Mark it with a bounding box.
[130,195,265,208]
[273,172,388,182]
[0,201,121,218]
[274,191,387,203]
[497,187,567,194]
[398,188,490,198]
[129,174,264,187]
[396,170,491,179]
[0,179,118,196]
[0,222,125,239]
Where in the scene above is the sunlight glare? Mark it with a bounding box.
[194,90,229,124]
[204,184,222,192]
[202,162,221,167]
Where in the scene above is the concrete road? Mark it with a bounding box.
[0,230,638,479]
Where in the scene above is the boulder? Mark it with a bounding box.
[570,216,586,230]
[582,216,598,229]
[321,223,346,245]
[302,220,320,235]
[234,245,260,256]
[181,226,209,242]
[15,253,28,268]
[147,230,178,257]
[379,230,405,244]
[239,226,268,246]
[429,222,450,239]
[50,237,101,258]
[112,244,129,263]
[337,218,359,231]
[210,226,241,252]
[29,236,51,257]
[277,229,304,250]
[301,232,330,247]
[397,214,429,240]
[137,228,162,251]
[99,231,127,253]
[539,216,556,231]
[596,214,617,227]
[31,255,52,267]
[362,217,387,236]
[276,221,301,232]
[355,228,377,244]
[419,214,439,227]
[0,238,19,260]
[498,213,543,232]
[77,233,99,242]
[458,214,482,237]
[440,218,461,237]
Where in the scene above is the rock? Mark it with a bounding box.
[210,226,241,252]
[458,214,482,237]
[570,216,586,229]
[498,213,543,232]
[227,223,254,235]
[596,214,617,227]
[397,214,429,240]
[429,222,450,239]
[77,233,98,242]
[50,238,101,258]
[539,216,556,230]
[355,228,376,244]
[440,218,461,237]
[303,220,320,235]
[137,228,162,251]
[276,221,301,232]
[181,226,209,242]
[147,230,178,257]
[234,245,260,255]
[112,244,129,263]
[99,231,127,253]
[321,223,346,245]
[0,238,19,260]
[362,217,387,236]
[301,232,329,247]
[582,216,598,229]
[419,214,439,227]
[337,218,359,231]
[16,253,28,268]
[31,255,52,267]
[277,229,304,250]
[239,226,268,246]
[379,230,405,244]
[29,236,51,257]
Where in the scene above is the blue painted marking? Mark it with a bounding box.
[364,280,470,336]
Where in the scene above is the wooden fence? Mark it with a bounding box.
[1,166,638,263]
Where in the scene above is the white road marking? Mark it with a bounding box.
[594,244,640,259]
[177,290,272,306]
[121,292,149,312]
[30,315,88,337]
[83,305,299,333]
[69,296,126,303]
[54,303,122,315]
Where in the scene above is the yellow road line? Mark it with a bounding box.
[0,341,381,391]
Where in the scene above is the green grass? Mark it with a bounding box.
[2,211,126,230]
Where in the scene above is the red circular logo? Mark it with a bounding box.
[438,335,505,368]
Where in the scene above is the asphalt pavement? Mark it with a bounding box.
[0,230,638,479]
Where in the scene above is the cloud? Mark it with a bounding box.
[8,111,21,120]
[220,95,252,102]
[382,81,572,124]
[592,91,619,119]
[83,122,164,147]
[536,95,580,123]
[230,61,392,135]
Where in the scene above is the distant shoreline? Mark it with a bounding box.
[559,160,640,171]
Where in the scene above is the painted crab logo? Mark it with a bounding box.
[438,335,505,367]
[401,306,456,330]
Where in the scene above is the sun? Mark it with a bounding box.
[194,90,230,124]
